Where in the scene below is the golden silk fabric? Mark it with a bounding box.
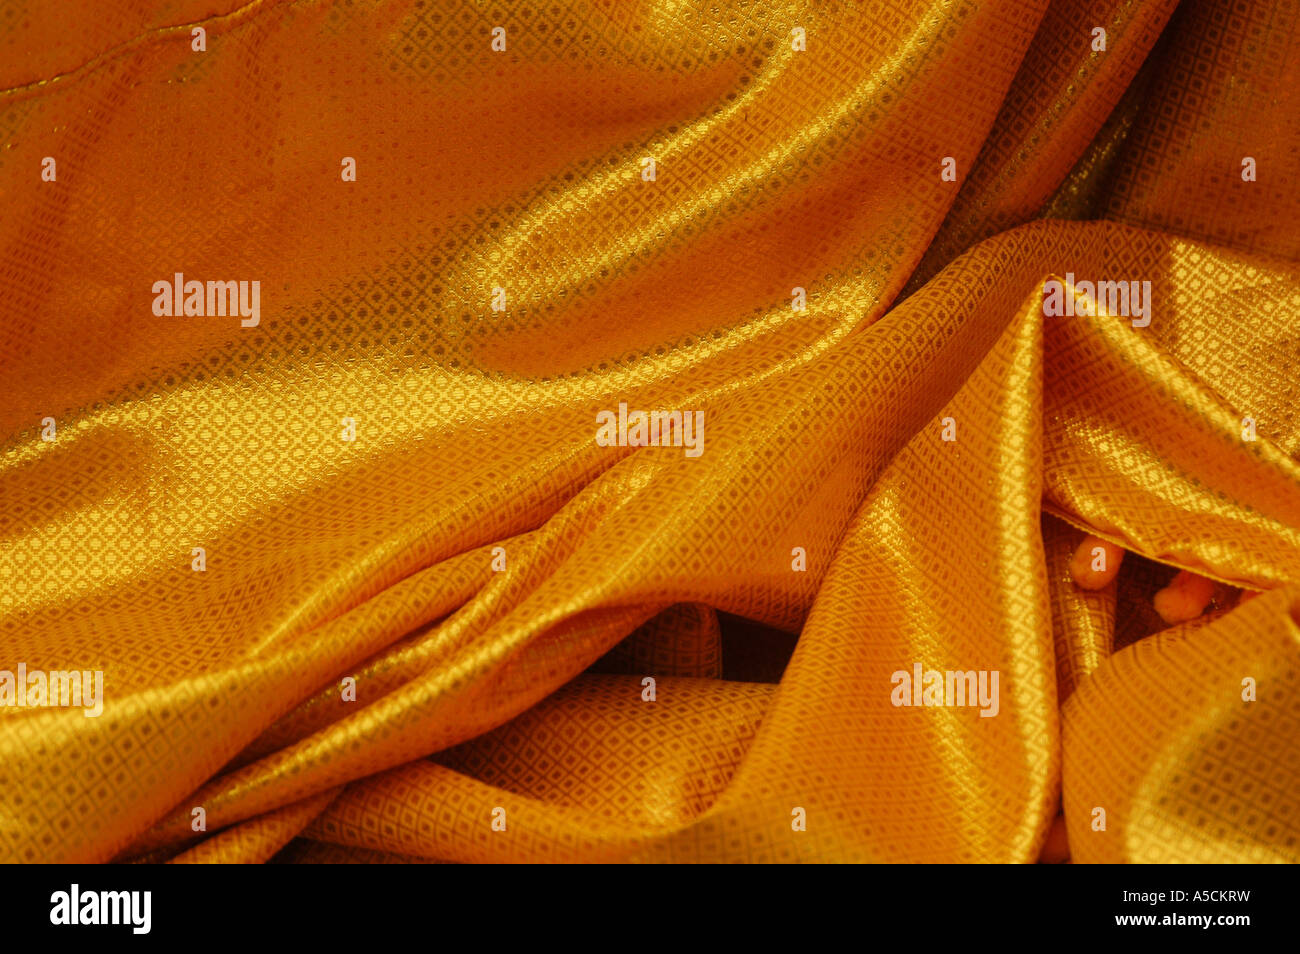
[1,0,1298,864]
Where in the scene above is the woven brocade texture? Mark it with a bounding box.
[1,0,1298,864]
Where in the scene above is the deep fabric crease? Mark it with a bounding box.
[1,0,1298,863]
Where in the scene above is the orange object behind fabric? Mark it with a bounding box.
[1,0,1297,863]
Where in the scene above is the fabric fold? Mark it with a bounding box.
[2,0,1298,864]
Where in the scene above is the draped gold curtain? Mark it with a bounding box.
[1,0,1297,863]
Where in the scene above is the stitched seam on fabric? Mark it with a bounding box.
[0,0,308,101]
